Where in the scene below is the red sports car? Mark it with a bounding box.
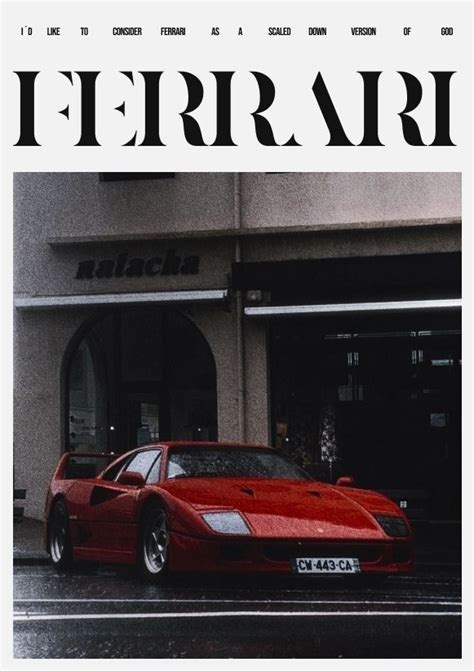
[45,442,414,580]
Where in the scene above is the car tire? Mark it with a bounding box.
[139,501,170,581]
[48,499,73,569]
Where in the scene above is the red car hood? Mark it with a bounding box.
[162,478,397,540]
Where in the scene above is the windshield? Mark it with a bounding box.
[167,446,312,481]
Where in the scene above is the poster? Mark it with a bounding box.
[2,0,471,665]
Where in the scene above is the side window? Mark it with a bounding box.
[146,452,162,484]
[122,450,160,480]
[101,455,129,481]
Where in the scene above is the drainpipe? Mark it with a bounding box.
[234,173,245,442]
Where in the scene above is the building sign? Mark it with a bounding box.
[75,249,200,279]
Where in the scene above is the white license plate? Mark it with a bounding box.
[292,557,361,574]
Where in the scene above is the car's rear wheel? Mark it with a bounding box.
[139,502,169,581]
[48,499,73,569]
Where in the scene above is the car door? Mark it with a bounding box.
[69,449,161,561]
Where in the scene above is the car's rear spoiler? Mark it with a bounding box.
[52,452,118,480]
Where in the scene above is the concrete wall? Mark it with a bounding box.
[242,226,461,263]
[14,171,461,296]
[15,237,233,297]
[243,319,270,445]
[14,309,92,519]
[241,173,461,228]
[14,173,235,240]
[14,173,235,297]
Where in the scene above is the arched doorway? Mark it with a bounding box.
[64,308,217,453]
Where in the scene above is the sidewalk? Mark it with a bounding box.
[13,517,461,569]
[13,518,48,564]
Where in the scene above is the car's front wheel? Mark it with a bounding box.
[48,499,73,569]
[139,502,169,581]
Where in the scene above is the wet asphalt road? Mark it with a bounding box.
[14,565,461,658]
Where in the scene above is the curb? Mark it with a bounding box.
[14,556,50,566]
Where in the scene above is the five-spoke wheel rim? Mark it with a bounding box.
[50,507,67,563]
[143,513,168,574]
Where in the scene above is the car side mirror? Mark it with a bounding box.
[117,471,146,487]
[336,476,356,487]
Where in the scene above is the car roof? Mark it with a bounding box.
[142,441,272,450]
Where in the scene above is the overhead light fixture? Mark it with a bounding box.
[246,289,263,304]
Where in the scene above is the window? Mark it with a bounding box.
[101,455,130,481]
[146,452,162,483]
[123,450,161,480]
[167,446,311,481]
[67,337,107,452]
[100,173,175,181]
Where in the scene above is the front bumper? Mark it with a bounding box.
[169,531,415,574]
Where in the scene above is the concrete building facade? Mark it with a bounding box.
[14,172,461,523]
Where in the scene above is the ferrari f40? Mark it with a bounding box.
[45,442,414,580]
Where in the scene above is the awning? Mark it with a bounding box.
[14,289,228,310]
[233,252,461,306]
[245,297,462,317]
